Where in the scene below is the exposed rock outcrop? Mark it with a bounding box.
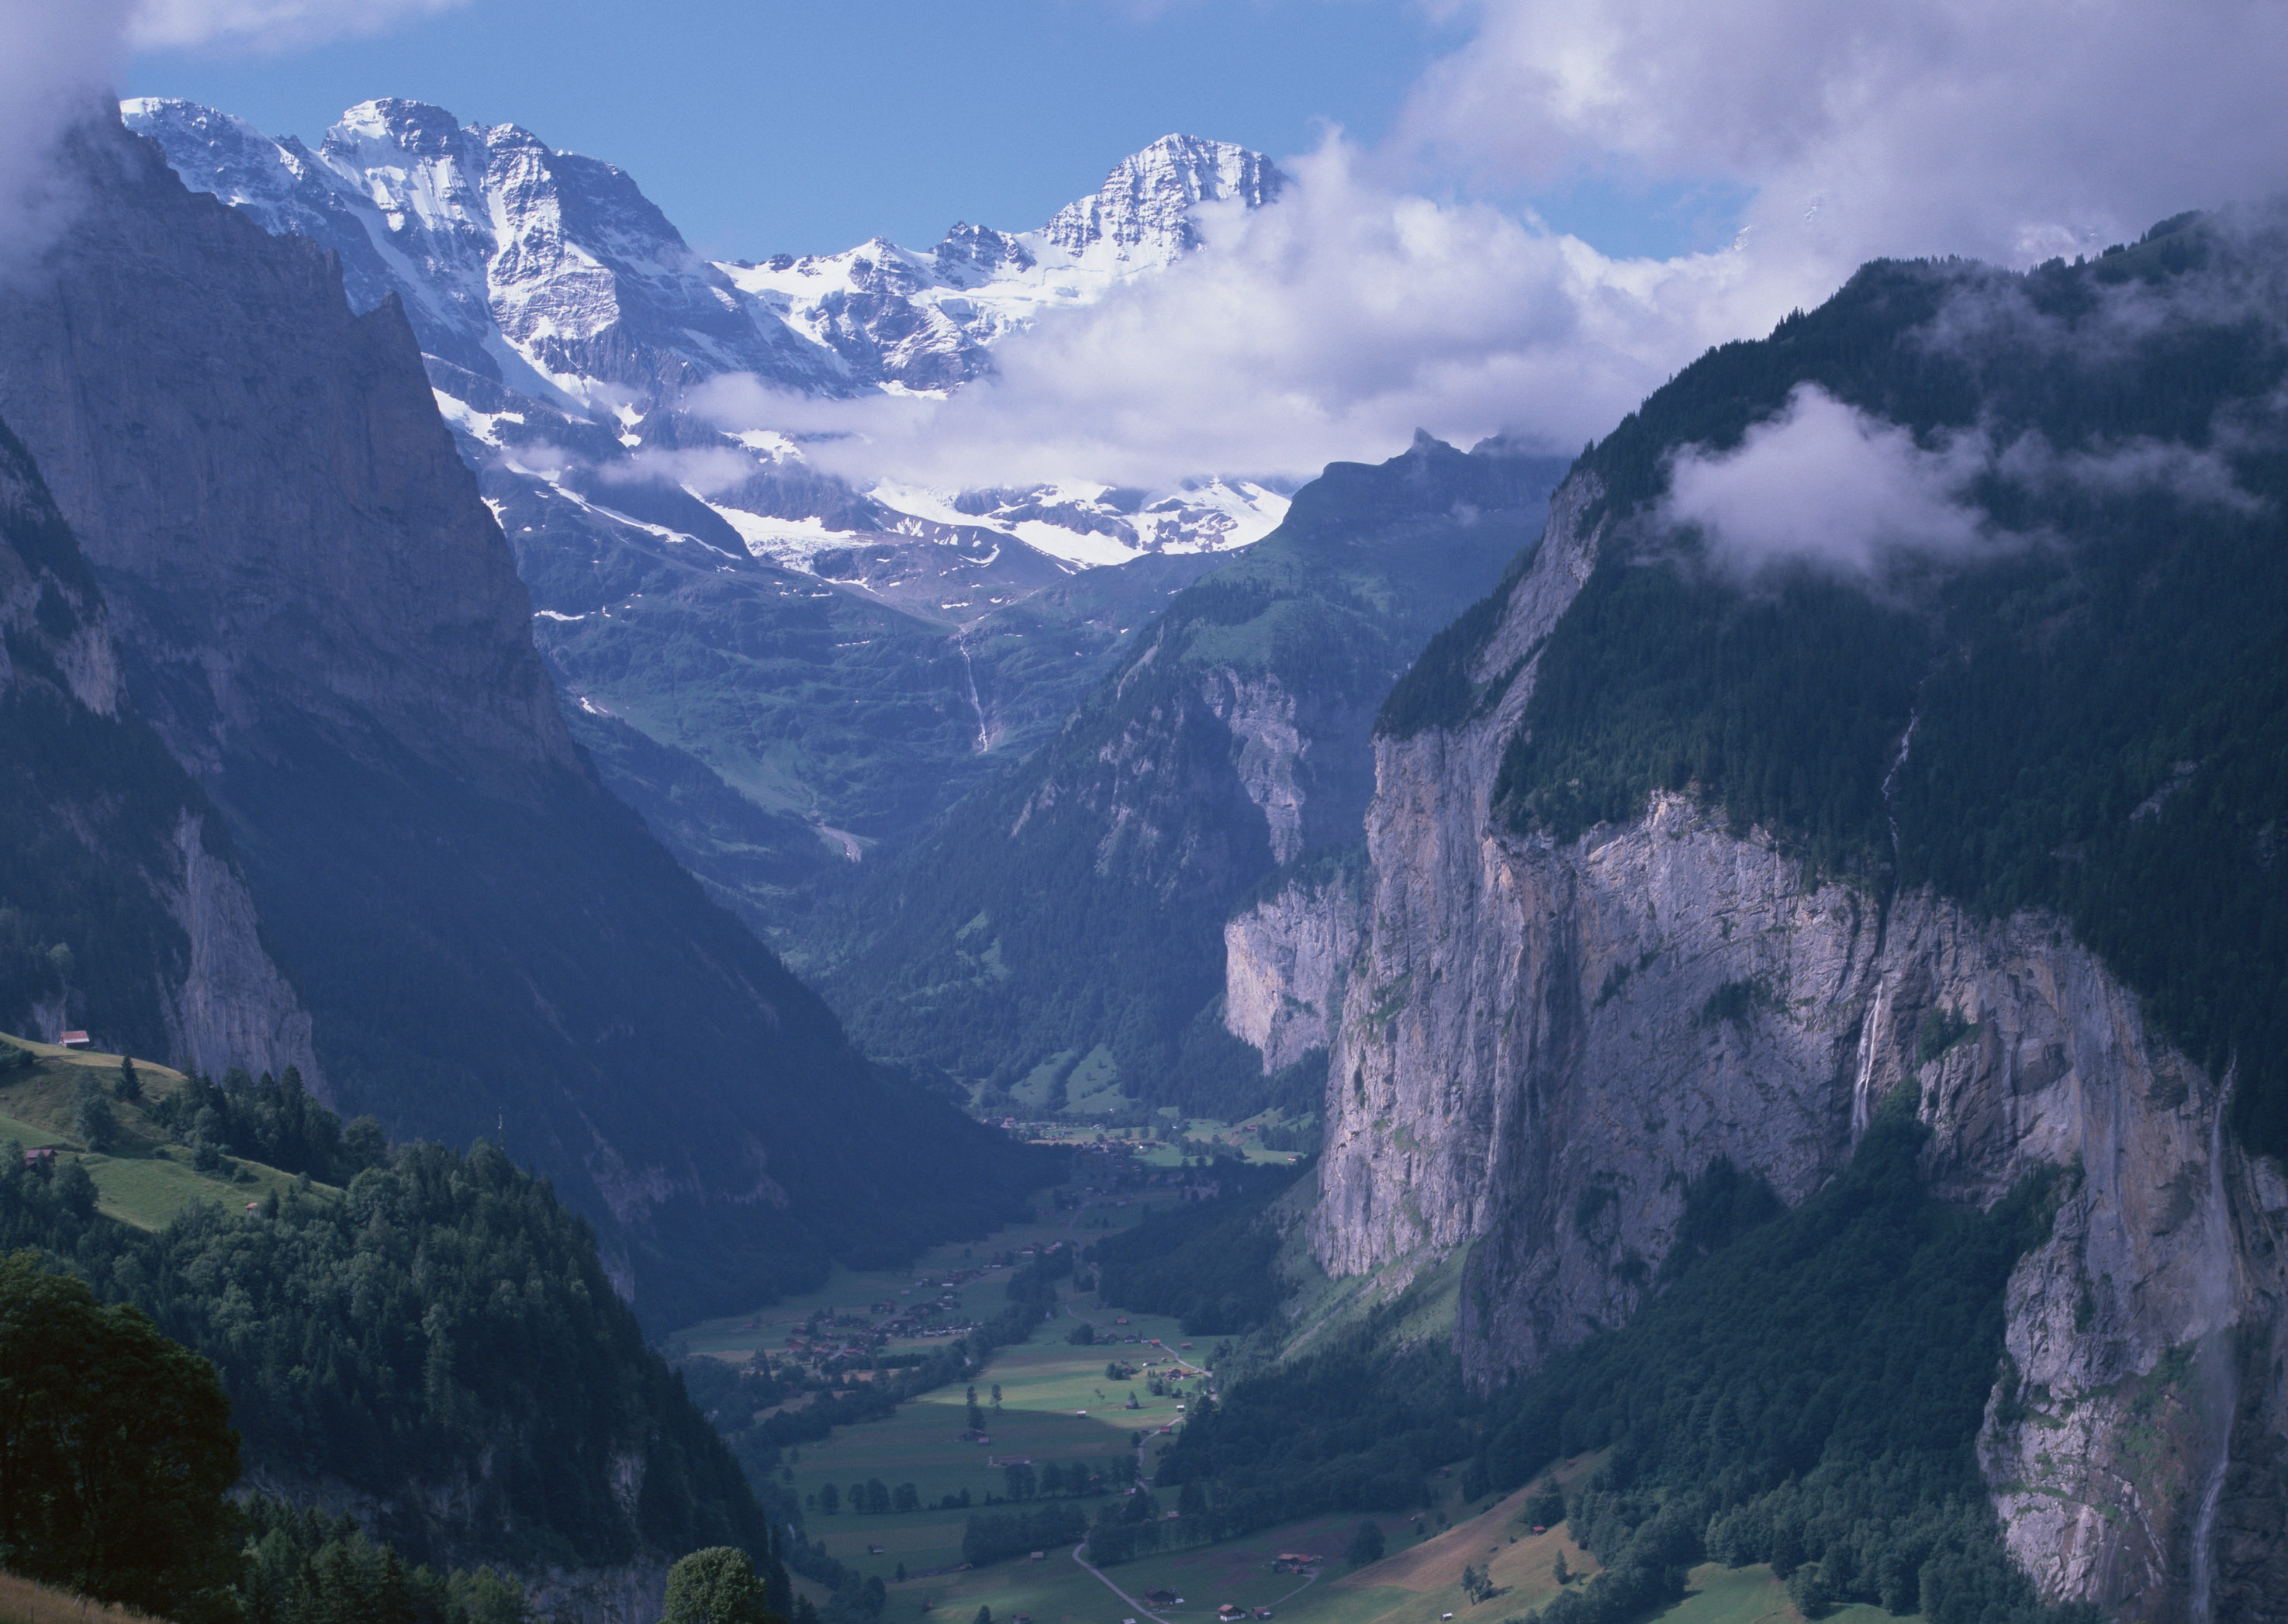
[157,813,322,1089]
[1223,859,1366,1075]
[1246,468,2288,1619]
[0,413,316,1080]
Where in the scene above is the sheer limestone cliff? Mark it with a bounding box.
[0,416,316,1081]
[1233,470,2288,1619]
[1223,860,1365,1076]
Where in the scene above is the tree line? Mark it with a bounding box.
[0,1073,785,1616]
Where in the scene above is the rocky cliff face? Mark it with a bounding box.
[1239,467,2288,1619]
[0,414,315,1081]
[1223,860,1365,1076]
[834,437,1565,1118]
[0,113,1040,1334]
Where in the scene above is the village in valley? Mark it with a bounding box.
[669,1146,1870,1624]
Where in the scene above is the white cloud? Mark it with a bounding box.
[128,0,471,51]
[696,139,1820,491]
[1402,0,2288,273]
[1660,385,1992,576]
[598,445,760,496]
[0,0,468,270]
[696,1,2288,498]
[1998,434,2262,516]
[1658,382,2264,579]
[0,1,133,268]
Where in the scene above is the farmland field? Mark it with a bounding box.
[0,1037,315,1228]
[669,1162,1903,1624]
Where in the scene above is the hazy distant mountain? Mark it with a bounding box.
[126,98,1293,942]
[0,112,1042,1329]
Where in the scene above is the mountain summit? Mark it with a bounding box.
[124,98,1286,421]
[123,98,1301,944]
[1043,132,1287,260]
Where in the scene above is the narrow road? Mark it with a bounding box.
[1069,1542,1322,1622]
[1070,1542,1174,1624]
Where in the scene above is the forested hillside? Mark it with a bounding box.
[1159,1100,2087,1624]
[0,1046,776,1585]
[1456,209,2288,1155]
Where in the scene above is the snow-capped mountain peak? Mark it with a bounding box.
[1043,133,1285,263]
[126,97,1293,579]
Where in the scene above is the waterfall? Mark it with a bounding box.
[2189,1083,2236,1622]
[959,641,991,752]
[1880,710,1920,866]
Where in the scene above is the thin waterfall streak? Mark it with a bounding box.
[1881,710,1920,866]
[2190,1079,2235,1623]
[959,641,990,752]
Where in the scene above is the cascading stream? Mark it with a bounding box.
[959,641,991,752]
[1881,710,1920,867]
[2190,1081,2236,1623]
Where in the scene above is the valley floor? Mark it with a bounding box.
[673,1184,1913,1624]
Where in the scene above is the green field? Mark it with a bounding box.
[0,1035,321,1228]
[672,1164,1910,1624]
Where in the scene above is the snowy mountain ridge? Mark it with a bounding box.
[122,97,1291,571]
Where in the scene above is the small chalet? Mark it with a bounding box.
[22,1146,55,1168]
[57,1031,89,1049]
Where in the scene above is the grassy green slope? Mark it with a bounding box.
[0,1037,310,1228]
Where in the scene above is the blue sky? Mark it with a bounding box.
[125,0,1480,260]
[98,0,2284,485]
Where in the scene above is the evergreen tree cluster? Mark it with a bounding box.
[960,1501,1088,1566]
[0,1091,776,1581]
[1086,1162,1302,1335]
[148,1064,389,1184]
[238,1498,533,1624]
[0,1252,240,1622]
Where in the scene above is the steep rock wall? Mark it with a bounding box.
[1275,469,2288,1619]
[157,813,322,1088]
[1224,865,1365,1075]
[0,415,316,1080]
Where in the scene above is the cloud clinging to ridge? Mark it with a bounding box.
[1,0,467,269]
[703,139,1813,490]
